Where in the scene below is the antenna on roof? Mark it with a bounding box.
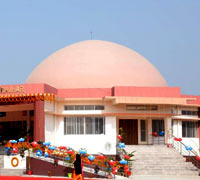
[90,31,93,40]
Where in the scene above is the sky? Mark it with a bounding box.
[0,0,200,95]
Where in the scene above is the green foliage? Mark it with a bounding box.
[122,149,135,161]
[119,127,127,140]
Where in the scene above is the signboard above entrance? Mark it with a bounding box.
[0,86,24,93]
[126,105,158,111]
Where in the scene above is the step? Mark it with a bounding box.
[133,171,199,176]
[133,167,198,171]
[0,169,25,176]
[133,157,185,160]
[133,159,186,163]
[133,164,197,169]
[125,145,200,177]
[133,169,199,174]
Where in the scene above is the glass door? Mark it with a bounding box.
[152,119,165,144]
[140,120,147,143]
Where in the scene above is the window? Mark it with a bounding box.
[140,120,146,142]
[85,105,94,110]
[182,110,198,116]
[75,106,84,110]
[64,106,74,110]
[64,105,104,111]
[64,117,84,134]
[152,120,165,135]
[182,121,198,138]
[95,106,104,110]
[64,117,105,135]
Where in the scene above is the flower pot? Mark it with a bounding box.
[168,144,172,148]
[48,171,52,177]
[107,174,112,179]
[27,170,32,175]
[68,173,72,178]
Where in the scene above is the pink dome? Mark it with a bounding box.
[26,40,167,89]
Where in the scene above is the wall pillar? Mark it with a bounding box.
[147,118,152,144]
[27,110,31,132]
[165,117,172,144]
[34,101,45,141]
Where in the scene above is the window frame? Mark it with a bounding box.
[64,116,105,135]
[182,121,199,138]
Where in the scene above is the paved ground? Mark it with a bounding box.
[127,175,200,180]
[0,175,200,180]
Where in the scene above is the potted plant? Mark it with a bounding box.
[122,149,135,171]
[68,173,72,178]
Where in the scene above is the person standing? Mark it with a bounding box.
[73,154,84,180]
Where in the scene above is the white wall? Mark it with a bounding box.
[44,101,56,145]
[44,101,117,154]
[45,114,55,145]
[172,119,199,156]
[53,116,117,155]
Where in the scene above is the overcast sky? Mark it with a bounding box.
[0,0,199,95]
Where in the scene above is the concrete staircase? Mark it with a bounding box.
[125,145,199,176]
[0,154,25,176]
[0,145,5,155]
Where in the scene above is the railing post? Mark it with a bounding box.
[152,136,154,145]
[180,143,182,155]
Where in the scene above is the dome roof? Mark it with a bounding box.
[26,40,167,89]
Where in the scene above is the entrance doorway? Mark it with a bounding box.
[0,110,34,143]
[0,121,27,141]
[119,119,138,145]
[152,119,165,144]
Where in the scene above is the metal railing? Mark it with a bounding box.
[171,135,200,169]
[151,134,165,145]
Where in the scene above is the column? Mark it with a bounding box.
[27,110,30,132]
[165,117,172,145]
[34,101,45,141]
[147,118,152,144]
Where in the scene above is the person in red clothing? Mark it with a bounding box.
[73,154,84,180]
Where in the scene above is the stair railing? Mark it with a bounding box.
[171,135,200,169]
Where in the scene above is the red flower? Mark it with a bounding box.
[123,154,130,160]
[174,137,182,142]
[97,155,105,160]
[108,160,116,166]
[13,147,18,154]
[31,141,38,148]
[112,167,118,174]
[127,171,131,176]
[117,135,122,140]
[67,150,74,155]
[196,156,200,161]
[124,165,129,173]
[112,170,117,174]
[59,146,67,150]
[152,131,157,137]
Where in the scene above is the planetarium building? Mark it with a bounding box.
[0,40,200,155]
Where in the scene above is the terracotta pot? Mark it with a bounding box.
[48,171,52,177]
[168,144,172,148]
[107,174,112,179]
